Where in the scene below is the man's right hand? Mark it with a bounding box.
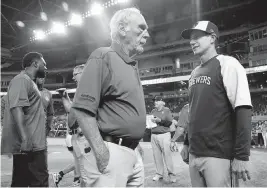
[95,145,110,173]
[20,138,32,153]
[56,88,68,98]
[180,145,189,164]
[170,141,179,152]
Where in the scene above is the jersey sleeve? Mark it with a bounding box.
[218,55,252,109]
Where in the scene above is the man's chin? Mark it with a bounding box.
[193,50,201,56]
[136,46,144,54]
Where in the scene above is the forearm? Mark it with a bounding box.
[10,107,27,140]
[158,119,172,127]
[171,127,185,142]
[136,144,144,158]
[70,108,109,168]
[62,97,72,113]
[234,106,252,161]
[183,132,189,146]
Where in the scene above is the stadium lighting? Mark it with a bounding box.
[16,21,25,28]
[40,12,48,21]
[30,0,132,42]
[33,30,46,40]
[51,22,66,34]
[62,2,69,12]
[118,0,129,3]
[70,13,83,26]
[91,3,104,15]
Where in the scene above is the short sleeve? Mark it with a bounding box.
[177,105,189,129]
[8,78,31,109]
[219,56,252,109]
[72,57,109,115]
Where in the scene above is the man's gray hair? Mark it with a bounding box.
[109,8,141,41]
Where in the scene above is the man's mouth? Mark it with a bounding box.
[139,40,146,45]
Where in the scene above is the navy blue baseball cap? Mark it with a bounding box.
[181,21,219,39]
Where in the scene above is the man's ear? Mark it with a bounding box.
[32,61,38,68]
[118,22,126,37]
[210,34,217,44]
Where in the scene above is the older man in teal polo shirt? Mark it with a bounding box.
[68,8,150,187]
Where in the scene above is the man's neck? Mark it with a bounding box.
[200,47,218,64]
[120,42,130,56]
[24,68,36,80]
[117,41,137,58]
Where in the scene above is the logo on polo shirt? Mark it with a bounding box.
[81,94,95,102]
[189,75,211,88]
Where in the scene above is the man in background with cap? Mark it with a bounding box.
[180,21,252,187]
[52,64,85,187]
[150,96,176,183]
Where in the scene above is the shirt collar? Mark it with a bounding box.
[111,42,137,66]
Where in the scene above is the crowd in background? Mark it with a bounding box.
[1,95,266,141]
[252,96,267,116]
[146,95,266,116]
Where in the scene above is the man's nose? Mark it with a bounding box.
[143,30,150,39]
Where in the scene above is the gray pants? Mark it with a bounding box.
[151,132,176,177]
[189,154,231,187]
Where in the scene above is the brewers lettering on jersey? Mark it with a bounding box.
[189,75,211,87]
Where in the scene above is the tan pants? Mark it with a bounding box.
[73,135,144,187]
[189,154,231,187]
[71,134,81,178]
[151,132,176,177]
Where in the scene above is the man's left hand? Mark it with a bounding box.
[232,158,251,181]
[152,117,161,123]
